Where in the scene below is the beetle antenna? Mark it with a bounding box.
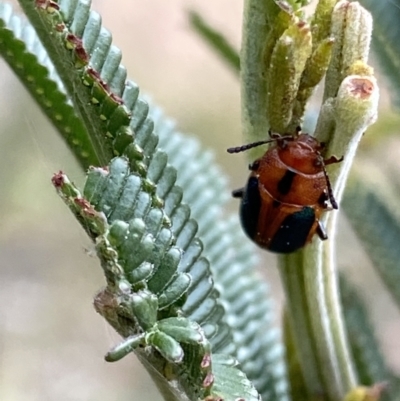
[227,135,293,154]
[319,156,338,209]
[227,139,275,153]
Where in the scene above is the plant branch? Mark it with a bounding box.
[240,0,279,161]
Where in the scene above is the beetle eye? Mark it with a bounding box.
[280,140,289,149]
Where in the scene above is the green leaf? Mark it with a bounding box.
[40,1,263,381]
[210,354,262,401]
[188,11,239,73]
[342,168,400,310]
[324,2,372,101]
[0,3,98,168]
[211,216,288,401]
[147,331,184,363]
[5,0,291,399]
[157,317,205,344]
[22,0,234,357]
[283,309,309,401]
[166,120,287,397]
[17,0,120,164]
[158,273,192,309]
[360,0,400,107]
[52,108,271,400]
[311,0,339,46]
[241,0,274,159]
[340,275,397,401]
[49,43,265,401]
[130,290,158,331]
[266,19,312,131]
[147,247,181,295]
[105,333,146,363]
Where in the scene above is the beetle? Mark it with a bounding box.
[228,128,343,253]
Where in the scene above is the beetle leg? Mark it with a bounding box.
[232,188,244,198]
[316,221,328,240]
[318,191,329,208]
[316,154,343,209]
[324,155,344,165]
[249,160,260,171]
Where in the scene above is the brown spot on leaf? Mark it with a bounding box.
[75,46,89,64]
[64,35,88,63]
[51,171,65,187]
[55,23,65,32]
[202,372,214,388]
[203,396,223,401]
[74,197,96,216]
[349,78,374,99]
[35,0,60,10]
[110,92,124,105]
[201,353,212,369]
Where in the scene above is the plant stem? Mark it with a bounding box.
[279,252,324,396]
[241,0,277,161]
[280,239,356,401]
[280,74,379,400]
[304,239,356,401]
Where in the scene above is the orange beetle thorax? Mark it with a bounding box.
[278,134,322,175]
[255,134,328,207]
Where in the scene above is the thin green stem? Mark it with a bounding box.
[302,238,356,401]
[242,1,378,400]
[280,236,356,401]
[279,252,324,396]
[298,73,379,400]
[323,223,357,392]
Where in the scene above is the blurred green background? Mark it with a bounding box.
[1,1,400,400]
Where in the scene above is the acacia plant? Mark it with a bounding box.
[1,0,400,400]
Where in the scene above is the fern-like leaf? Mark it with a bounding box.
[151,107,288,400]
[343,169,400,310]
[360,0,400,107]
[340,274,399,401]
[0,2,98,168]
[3,0,289,398]
[52,159,262,401]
